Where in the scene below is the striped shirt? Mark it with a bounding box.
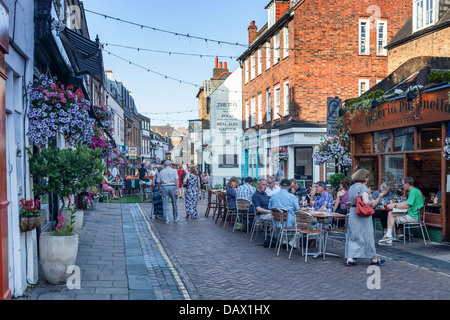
[236,183,256,204]
[156,166,178,186]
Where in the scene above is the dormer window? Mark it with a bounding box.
[267,2,276,28]
[413,0,438,32]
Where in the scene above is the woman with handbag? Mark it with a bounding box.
[345,168,385,266]
[185,166,201,219]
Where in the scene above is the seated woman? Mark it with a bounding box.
[334,179,350,214]
[226,177,239,209]
[371,183,393,235]
[102,171,119,200]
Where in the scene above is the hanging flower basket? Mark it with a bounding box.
[271,147,289,165]
[312,131,352,168]
[19,198,41,232]
[442,137,450,160]
[28,74,95,147]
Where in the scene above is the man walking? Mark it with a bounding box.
[157,160,179,224]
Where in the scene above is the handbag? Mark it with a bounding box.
[183,175,190,189]
[355,184,374,217]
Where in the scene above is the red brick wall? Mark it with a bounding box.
[242,0,412,130]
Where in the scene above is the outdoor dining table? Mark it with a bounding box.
[301,209,346,259]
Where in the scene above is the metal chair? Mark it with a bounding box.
[222,197,237,229]
[233,199,255,233]
[324,214,348,255]
[399,206,431,245]
[249,209,273,244]
[289,210,326,262]
[268,208,294,256]
[99,184,110,203]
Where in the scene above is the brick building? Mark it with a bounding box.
[238,0,411,184]
[344,1,450,241]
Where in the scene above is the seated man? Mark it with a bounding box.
[379,177,424,246]
[265,176,280,197]
[269,179,299,228]
[252,178,272,221]
[236,176,256,213]
[371,183,393,234]
[313,181,333,212]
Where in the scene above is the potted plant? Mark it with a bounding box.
[39,206,78,284]
[19,198,41,232]
[28,146,104,284]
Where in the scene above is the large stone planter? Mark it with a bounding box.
[39,232,79,284]
[62,209,84,233]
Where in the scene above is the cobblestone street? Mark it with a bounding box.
[20,199,450,301]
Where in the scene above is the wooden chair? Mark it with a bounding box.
[204,190,218,217]
[222,197,237,229]
[269,208,289,253]
[289,210,326,262]
[233,199,254,233]
[214,192,227,223]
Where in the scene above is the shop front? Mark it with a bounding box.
[345,85,450,241]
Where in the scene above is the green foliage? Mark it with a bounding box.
[27,146,105,202]
[328,172,348,190]
[214,184,223,190]
[428,71,450,83]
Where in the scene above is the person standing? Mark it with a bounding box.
[138,163,147,180]
[157,160,179,224]
[185,166,200,219]
[345,168,385,266]
[152,166,164,219]
[177,165,187,199]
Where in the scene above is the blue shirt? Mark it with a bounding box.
[269,189,299,227]
[226,187,236,208]
[252,190,269,213]
[236,183,256,204]
[314,191,333,211]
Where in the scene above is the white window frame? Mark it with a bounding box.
[250,53,256,80]
[245,101,249,128]
[257,94,263,125]
[250,97,256,127]
[274,32,280,64]
[274,85,281,119]
[283,81,290,116]
[413,0,438,32]
[244,59,249,84]
[376,20,388,56]
[283,26,289,58]
[257,48,262,76]
[266,41,271,70]
[358,79,370,96]
[266,89,272,122]
[359,19,370,55]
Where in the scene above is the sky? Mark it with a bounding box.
[84,0,269,128]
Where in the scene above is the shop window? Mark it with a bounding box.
[381,154,404,195]
[374,130,391,153]
[295,147,313,180]
[394,127,414,152]
[355,133,372,154]
[357,157,378,190]
[420,126,441,150]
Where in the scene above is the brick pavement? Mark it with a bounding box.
[19,198,450,300]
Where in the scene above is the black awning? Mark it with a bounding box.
[57,26,104,84]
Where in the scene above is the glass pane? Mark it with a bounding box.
[394,127,414,152]
[295,147,313,180]
[374,130,391,153]
[382,154,404,196]
[420,126,441,150]
[358,158,378,191]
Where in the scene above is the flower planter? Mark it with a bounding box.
[62,209,84,233]
[87,196,99,211]
[19,215,41,232]
[39,232,79,284]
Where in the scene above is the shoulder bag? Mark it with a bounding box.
[183,175,190,189]
[355,184,374,217]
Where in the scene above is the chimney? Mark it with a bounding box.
[248,21,257,45]
[219,62,222,68]
[215,57,218,68]
[224,62,227,69]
